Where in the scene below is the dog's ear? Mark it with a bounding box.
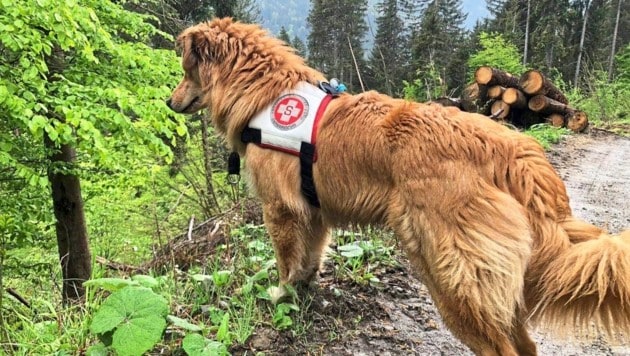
[177,26,225,71]
[177,31,201,71]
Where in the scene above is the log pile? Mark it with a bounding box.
[442,66,589,133]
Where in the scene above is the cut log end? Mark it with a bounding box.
[519,70,545,95]
[475,66,494,85]
[463,83,480,101]
[503,88,527,108]
[475,66,518,87]
[528,95,548,112]
[487,85,506,99]
[546,113,566,128]
[490,100,511,120]
[567,111,589,133]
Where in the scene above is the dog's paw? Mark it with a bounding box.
[267,285,289,304]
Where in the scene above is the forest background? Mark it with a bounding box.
[1,0,629,354]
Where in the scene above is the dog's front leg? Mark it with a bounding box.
[262,201,330,304]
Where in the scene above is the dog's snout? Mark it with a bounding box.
[165,98,172,109]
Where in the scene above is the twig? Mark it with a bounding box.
[347,35,365,92]
[96,256,144,274]
[489,108,505,120]
[6,288,31,309]
[187,215,195,241]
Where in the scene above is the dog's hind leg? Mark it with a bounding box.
[262,202,330,303]
[391,188,533,355]
[511,318,537,356]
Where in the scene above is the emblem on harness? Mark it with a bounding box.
[271,94,309,130]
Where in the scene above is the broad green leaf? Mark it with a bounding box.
[90,287,168,356]
[182,333,228,356]
[212,270,231,287]
[216,312,231,344]
[85,342,109,356]
[83,277,137,292]
[131,275,159,289]
[337,243,364,258]
[167,315,202,332]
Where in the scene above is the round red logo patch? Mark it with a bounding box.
[271,94,309,130]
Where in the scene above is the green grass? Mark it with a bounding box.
[524,124,571,150]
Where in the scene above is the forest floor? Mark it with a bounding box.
[233,128,630,356]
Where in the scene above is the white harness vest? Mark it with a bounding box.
[247,81,333,158]
[239,81,340,207]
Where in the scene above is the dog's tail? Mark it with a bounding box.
[531,217,630,336]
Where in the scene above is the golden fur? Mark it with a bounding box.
[167,18,630,356]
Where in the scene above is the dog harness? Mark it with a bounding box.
[230,80,343,208]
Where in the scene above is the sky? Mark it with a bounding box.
[462,0,491,29]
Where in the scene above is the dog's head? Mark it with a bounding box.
[167,18,306,112]
[166,19,228,115]
[166,18,324,149]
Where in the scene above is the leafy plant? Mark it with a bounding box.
[524,124,570,150]
[403,61,447,102]
[273,302,300,330]
[89,286,169,356]
[182,333,228,356]
[467,32,526,79]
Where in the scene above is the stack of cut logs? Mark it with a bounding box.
[452,66,588,132]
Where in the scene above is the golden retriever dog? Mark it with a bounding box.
[167,18,630,356]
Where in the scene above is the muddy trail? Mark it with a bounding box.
[235,129,630,356]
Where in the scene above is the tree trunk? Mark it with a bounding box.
[502,88,528,108]
[575,0,591,87]
[524,0,531,65]
[474,66,519,87]
[528,95,574,114]
[45,137,91,303]
[608,0,622,82]
[519,70,569,104]
[45,46,91,304]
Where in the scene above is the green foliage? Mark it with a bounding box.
[167,315,203,332]
[182,333,229,356]
[468,32,526,78]
[308,0,368,92]
[0,0,187,251]
[410,0,468,92]
[403,62,446,101]
[273,302,299,329]
[368,0,408,96]
[330,229,397,286]
[524,124,570,150]
[90,286,169,356]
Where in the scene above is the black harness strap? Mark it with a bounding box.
[240,127,321,208]
[298,142,320,207]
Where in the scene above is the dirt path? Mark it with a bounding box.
[239,130,630,356]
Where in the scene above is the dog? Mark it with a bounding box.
[167,18,630,356]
